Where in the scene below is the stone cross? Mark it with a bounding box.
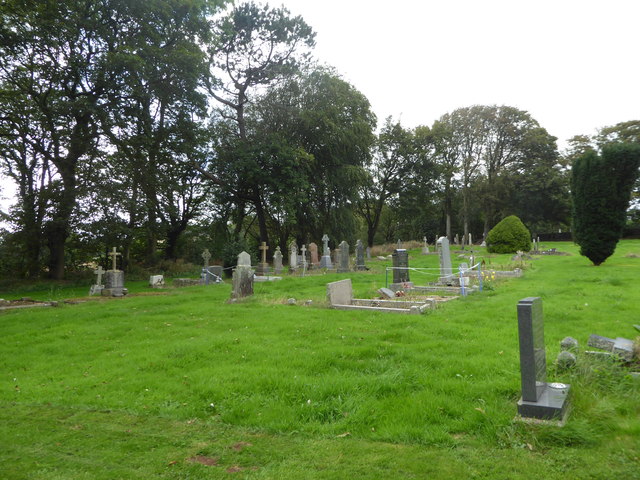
[202,248,211,268]
[108,247,121,271]
[322,234,330,256]
[259,242,269,264]
[93,266,105,285]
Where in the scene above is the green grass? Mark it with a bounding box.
[1,241,639,479]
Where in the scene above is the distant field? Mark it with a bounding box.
[1,241,639,479]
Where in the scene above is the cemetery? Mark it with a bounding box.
[0,2,639,478]
[1,240,640,479]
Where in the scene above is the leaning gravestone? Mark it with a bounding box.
[355,240,367,270]
[437,236,453,282]
[392,249,410,283]
[102,247,128,297]
[231,251,254,299]
[336,241,350,273]
[273,246,283,274]
[516,297,570,420]
[149,275,165,288]
[90,266,105,295]
[320,234,332,269]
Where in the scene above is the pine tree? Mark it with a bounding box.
[571,143,640,265]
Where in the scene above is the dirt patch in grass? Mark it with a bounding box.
[187,455,219,466]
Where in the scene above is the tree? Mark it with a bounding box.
[571,143,640,265]
[486,215,531,254]
[0,0,221,277]
[206,2,315,247]
[357,117,415,247]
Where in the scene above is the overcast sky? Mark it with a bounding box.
[278,0,639,150]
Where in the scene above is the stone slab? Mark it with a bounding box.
[326,279,353,306]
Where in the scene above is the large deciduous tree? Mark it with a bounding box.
[206,2,315,247]
[571,143,640,265]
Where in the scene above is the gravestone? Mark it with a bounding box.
[468,233,472,245]
[201,248,216,283]
[149,275,165,288]
[300,244,308,272]
[396,239,402,249]
[102,247,127,297]
[454,234,459,245]
[320,234,333,269]
[422,236,429,255]
[437,236,453,281]
[273,246,283,274]
[89,266,105,295]
[231,251,254,299]
[517,297,570,420]
[366,246,371,259]
[309,242,319,267]
[355,240,367,270]
[256,242,270,276]
[336,240,350,273]
[289,241,298,274]
[392,249,410,283]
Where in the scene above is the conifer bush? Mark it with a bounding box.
[571,143,640,266]
[486,215,531,254]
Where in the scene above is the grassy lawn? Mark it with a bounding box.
[1,241,639,479]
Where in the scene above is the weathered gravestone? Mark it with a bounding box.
[392,249,410,284]
[289,241,298,274]
[273,246,283,274]
[336,241,350,273]
[320,234,333,269]
[422,236,429,255]
[516,297,570,421]
[201,248,219,284]
[149,275,165,288]
[355,239,367,270]
[90,266,105,295]
[256,242,271,276]
[454,234,459,245]
[437,236,453,283]
[102,247,128,297]
[366,246,371,259]
[231,251,254,299]
[300,244,308,272]
[309,242,319,267]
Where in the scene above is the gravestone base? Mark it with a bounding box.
[320,255,332,269]
[255,263,271,276]
[389,282,414,291]
[517,383,571,420]
[101,287,128,297]
[336,266,350,273]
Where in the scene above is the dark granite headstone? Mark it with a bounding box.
[355,240,366,270]
[516,297,570,420]
[336,241,350,273]
[392,249,409,283]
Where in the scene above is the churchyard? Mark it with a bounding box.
[1,240,639,479]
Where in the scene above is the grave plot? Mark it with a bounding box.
[326,279,434,315]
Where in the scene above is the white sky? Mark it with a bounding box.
[278,0,640,150]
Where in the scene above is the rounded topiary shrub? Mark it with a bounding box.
[486,215,531,254]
